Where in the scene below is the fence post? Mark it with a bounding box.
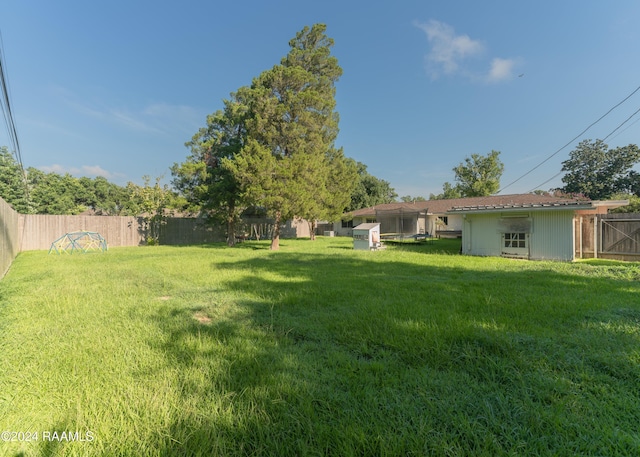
[593,215,597,259]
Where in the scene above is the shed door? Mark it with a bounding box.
[501,232,529,259]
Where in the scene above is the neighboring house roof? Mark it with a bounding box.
[448,199,630,214]
[346,194,590,218]
[354,222,380,230]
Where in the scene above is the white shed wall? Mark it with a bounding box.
[462,214,502,257]
[528,211,575,261]
[462,210,576,261]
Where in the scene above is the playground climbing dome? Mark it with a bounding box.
[49,231,108,254]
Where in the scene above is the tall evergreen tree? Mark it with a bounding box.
[228,24,347,250]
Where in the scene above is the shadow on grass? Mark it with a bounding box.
[147,247,640,456]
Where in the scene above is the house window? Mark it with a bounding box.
[438,216,448,226]
[504,233,526,248]
[341,220,353,228]
[366,218,376,223]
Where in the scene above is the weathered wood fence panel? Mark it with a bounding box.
[19,215,145,251]
[159,218,226,245]
[0,196,20,278]
[575,215,596,258]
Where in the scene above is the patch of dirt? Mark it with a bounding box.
[158,296,172,301]
[194,311,212,325]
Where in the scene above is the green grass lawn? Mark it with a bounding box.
[1,237,639,456]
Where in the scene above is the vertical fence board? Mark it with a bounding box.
[0,197,20,278]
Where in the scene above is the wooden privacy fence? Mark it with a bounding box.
[0,196,20,278]
[19,214,145,251]
[18,215,228,251]
[576,213,640,261]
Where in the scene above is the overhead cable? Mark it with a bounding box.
[526,103,640,193]
[498,84,640,194]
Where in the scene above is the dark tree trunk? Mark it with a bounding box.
[309,220,317,240]
[270,211,281,250]
[227,217,236,247]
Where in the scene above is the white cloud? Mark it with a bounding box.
[416,20,522,83]
[486,57,517,83]
[80,165,115,178]
[38,164,122,179]
[53,85,200,135]
[416,20,485,78]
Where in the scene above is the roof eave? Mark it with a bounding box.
[446,203,597,214]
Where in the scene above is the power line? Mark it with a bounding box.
[602,106,640,142]
[0,31,21,163]
[498,84,640,194]
[0,29,29,203]
[526,103,640,193]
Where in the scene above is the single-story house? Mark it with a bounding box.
[335,194,629,261]
[335,194,597,239]
[448,198,628,261]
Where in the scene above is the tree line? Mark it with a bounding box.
[0,146,163,215]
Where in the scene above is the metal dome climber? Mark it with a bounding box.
[48,231,108,254]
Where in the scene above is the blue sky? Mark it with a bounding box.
[2,1,640,198]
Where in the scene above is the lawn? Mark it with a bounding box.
[1,237,639,456]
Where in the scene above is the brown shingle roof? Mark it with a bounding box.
[347,194,586,217]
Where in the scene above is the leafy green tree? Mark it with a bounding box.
[298,147,357,239]
[347,161,397,210]
[89,177,139,215]
[560,139,640,200]
[400,195,427,202]
[172,89,249,246]
[609,193,640,213]
[0,146,32,213]
[429,182,462,200]
[27,169,88,214]
[131,176,171,245]
[228,24,345,250]
[452,150,504,197]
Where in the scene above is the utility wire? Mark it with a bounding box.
[0,29,29,203]
[526,103,640,193]
[0,31,22,164]
[602,106,640,142]
[498,84,640,194]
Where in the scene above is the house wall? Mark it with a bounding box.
[333,216,368,237]
[462,210,576,261]
[427,214,463,236]
[335,214,428,237]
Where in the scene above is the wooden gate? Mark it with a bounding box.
[599,214,640,260]
[575,213,640,261]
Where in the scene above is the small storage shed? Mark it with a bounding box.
[353,223,381,251]
[448,199,628,261]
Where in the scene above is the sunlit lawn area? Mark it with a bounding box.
[1,237,639,456]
